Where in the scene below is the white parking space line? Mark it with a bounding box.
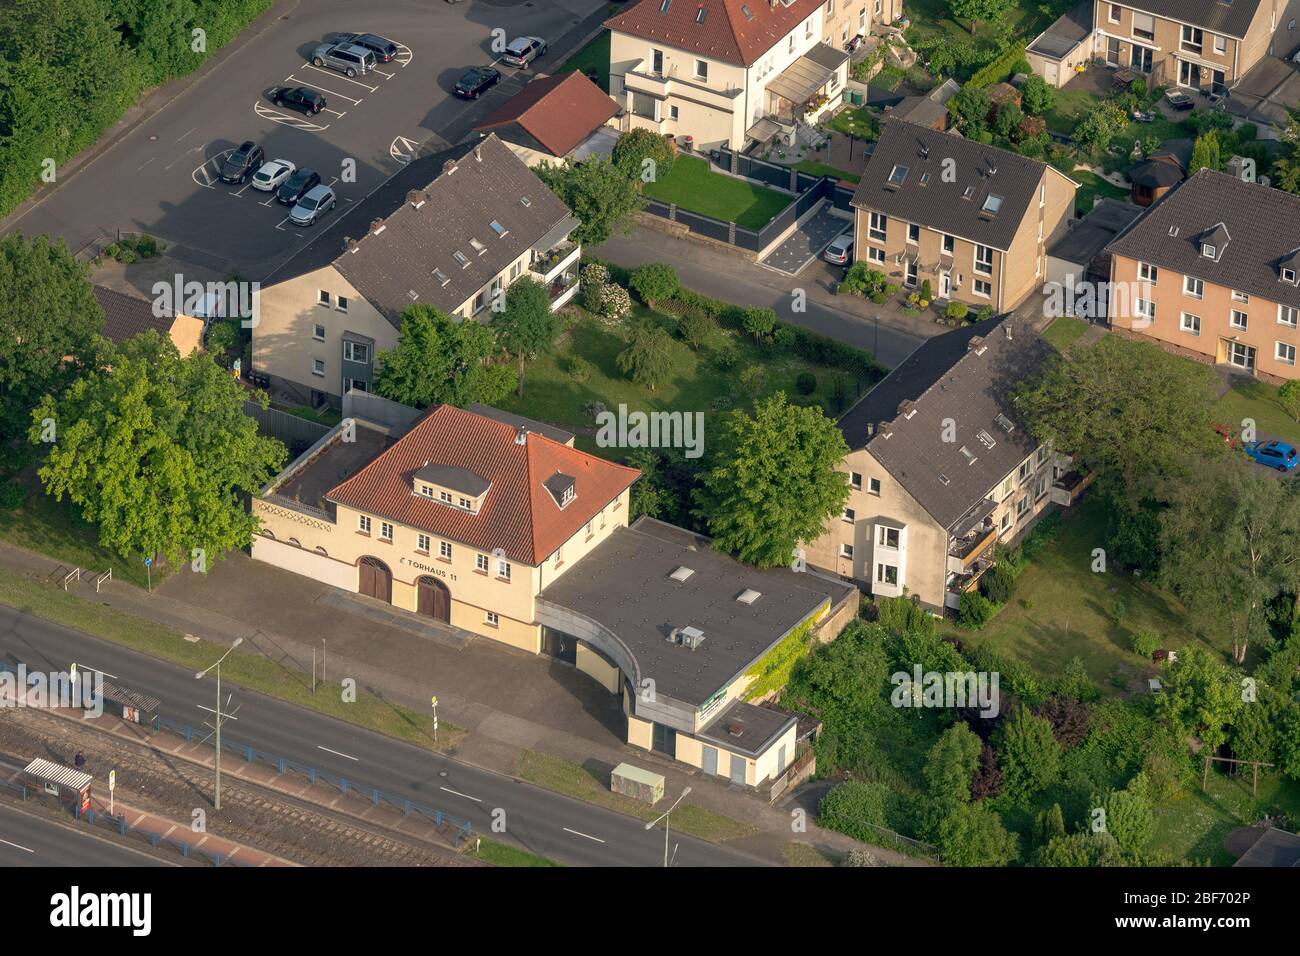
[284,75,364,105]
[321,108,347,118]
[372,67,395,79]
[82,665,120,680]
[254,101,329,132]
[302,64,378,92]
[439,786,482,803]
[394,44,413,68]
[233,182,254,197]
[174,126,198,143]
[317,745,358,761]
[563,827,606,844]
[136,157,156,171]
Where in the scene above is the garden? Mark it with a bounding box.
[641,155,793,230]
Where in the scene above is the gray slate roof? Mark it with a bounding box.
[838,316,1051,531]
[1124,0,1261,38]
[1105,169,1300,311]
[92,285,174,343]
[1047,198,1143,265]
[264,135,573,326]
[1027,1,1092,59]
[539,517,851,706]
[851,119,1067,251]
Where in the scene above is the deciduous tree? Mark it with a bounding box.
[374,304,515,408]
[494,277,558,397]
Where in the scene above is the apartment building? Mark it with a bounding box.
[253,402,852,784]
[252,135,581,408]
[1106,169,1300,382]
[1092,0,1278,92]
[850,119,1078,312]
[606,0,901,150]
[801,316,1084,613]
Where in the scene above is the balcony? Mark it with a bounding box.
[543,270,579,312]
[945,555,994,609]
[1050,468,1095,507]
[948,521,997,574]
[623,62,743,112]
[531,241,580,284]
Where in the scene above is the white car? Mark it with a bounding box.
[289,185,337,226]
[823,232,854,265]
[251,159,296,192]
[503,36,547,68]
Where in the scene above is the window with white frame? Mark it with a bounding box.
[318,290,331,306]
[942,233,954,254]
[876,563,898,586]
[1016,495,1030,517]
[1035,474,1049,501]
[1232,290,1250,303]
[497,558,511,581]
[842,507,855,523]
[476,553,489,573]
[868,477,882,495]
[1179,312,1201,336]
[1230,310,1248,331]
[840,542,854,559]
[1133,12,1155,40]
[358,515,371,534]
[1108,3,1120,23]
[343,341,368,363]
[1134,298,1155,322]
[312,324,326,341]
[337,296,349,312]
[877,526,900,549]
[973,278,992,298]
[1278,342,1297,366]
[1184,275,1204,298]
[974,245,993,275]
[1214,34,1226,55]
[1283,268,1298,284]
[850,471,862,490]
[1181,25,1203,53]
[1138,262,1158,283]
[694,59,708,81]
[1280,304,1299,328]
[1018,458,1032,481]
[907,223,920,244]
[379,522,393,542]
[439,541,452,560]
[312,359,325,377]
[1000,512,1011,532]
[417,533,430,553]
[669,105,679,120]
[868,211,887,242]
[867,246,886,264]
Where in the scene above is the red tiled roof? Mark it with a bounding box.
[605,0,823,67]
[327,405,640,565]
[474,72,621,158]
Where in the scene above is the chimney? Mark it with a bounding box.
[344,237,360,254]
[370,218,385,235]
[406,189,426,208]
[967,335,985,351]
[514,425,527,446]
[896,399,917,418]
[442,159,458,176]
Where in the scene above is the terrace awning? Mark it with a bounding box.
[766,50,842,105]
[745,116,785,144]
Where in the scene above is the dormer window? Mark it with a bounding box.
[887,164,909,186]
[1284,268,1298,284]
[544,472,576,509]
[1201,243,1216,259]
[982,194,1003,215]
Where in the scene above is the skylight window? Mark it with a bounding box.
[960,446,978,465]
[453,250,470,268]
[432,268,450,286]
[669,566,694,582]
[1202,243,1216,259]
[741,3,754,18]
[469,237,487,255]
[963,185,975,199]
[995,413,1015,433]
[520,196,532,207]
[982,194,1003,215]
[696,7,707,22]
[736,588,762,605]
[919,172,931,186]
[490,220,507,237]
[660,0,671,11]
[888,164,909,186]
[977,429,996,449]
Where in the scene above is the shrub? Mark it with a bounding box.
[1035,694,1092,749]
[1131,629,1162,659]
[582,400,607,421]
[566,355,595,383]
[0,480,26,510]
[919,279,933,303]
[944,301,969,321]
[795,371,817,395]
[741,307,778,343]
[628,262,680,306]
[677,309,716,350]
[876,594,936,639]
[818,781,892,841]
[958,592,997,629]
[580,262,608,312]
[597,283,632,322]
[711,341,740,371]
[979,562,1016,604]
[1020,74,1056,115]
[1279,380,1300,421]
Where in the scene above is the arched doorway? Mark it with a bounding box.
[358,556,392,603]
[417,576,450,623]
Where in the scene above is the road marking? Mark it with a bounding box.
[0,836,34,854]
[284,75,364,104]
[317,745,358,761]
[321,108,347,117]
[439,786,482,803]
[135,157,156,171]
[302,64,378,92]
[196,704,237,720]
[390,135,419,164]
[254,101,329,132]
[394,44,413,68]
[83,665,120,680]
[174,126,198,143]
[563,827,606,844]
[372,67,395,79]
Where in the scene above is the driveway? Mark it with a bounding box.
[759,205,851,275]
[2,0,610,280]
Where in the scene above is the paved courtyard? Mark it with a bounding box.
[760,205,851,275]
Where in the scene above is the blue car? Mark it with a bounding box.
[1245,440,1299,471]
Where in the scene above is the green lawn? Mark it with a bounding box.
[499,307,857,431]
[1213,378,1300,445]
[644,155,792,230]
[275,402,342,427]
[514,750,756,843]
[792,160,861,184]
[556,29,610,92]
[1042,316,1090,352]
[938,497,1224,692]
[825,106,879,139]
[1066,169,1129,216]
[472,839,563,867]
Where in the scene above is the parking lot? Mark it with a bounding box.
[4,0,610,281]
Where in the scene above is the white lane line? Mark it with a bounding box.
[196,704,237,720]
[302,64,378,92]
[439,786,482,803]
[317,745,358,761]
[83,665,120,680]
[563,827,606,844]
[0,836,34,854]
[174,126,198,143]
[284,75,364,105]
[136,157,156,171]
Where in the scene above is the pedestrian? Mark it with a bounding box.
[74,751,85,770]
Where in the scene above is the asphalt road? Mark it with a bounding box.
[0,605,771,868]
[3,0,608,278]
[596,226,930,369]
[0,801,171,868]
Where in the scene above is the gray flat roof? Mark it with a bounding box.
[698,700,795,758]
[271,426,390,511]
[1232,827,1300,867]
[466,404,574,445]
[1047,198,1143,265]
[1027,2,1091,59]
[539,517,851,707]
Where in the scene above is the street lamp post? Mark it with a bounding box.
[873,313,880,360]
[195,637,242,812]
[645,786,692,868]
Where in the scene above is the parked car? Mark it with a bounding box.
[251,158,296,192]
[276,168,321,206]
[454,66,501,99]
[1164,89,1195,111]
[823,233,854,265]
[310,41,376,77]
[269,86,326,114]
[289,185,337,226]
[334,32,399,63]
[219,141,265,184]
[502,37,547,68]
[1246,439,1299,471]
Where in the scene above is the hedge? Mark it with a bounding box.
[967,42,1028,90]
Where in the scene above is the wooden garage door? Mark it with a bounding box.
[358,557,392,603]
[416,576,450,623]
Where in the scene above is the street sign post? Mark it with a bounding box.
[109,769,116,816]
[431,695,438,746]
[70,662,77,684]
[144,556,153,593]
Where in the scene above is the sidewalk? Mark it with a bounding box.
[0,539,925,865]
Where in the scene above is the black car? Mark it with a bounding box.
[335,32,399,62]
[219,141,265,184]
[270,86,326,114]
[276,168,322,205]
[454,66,501,100]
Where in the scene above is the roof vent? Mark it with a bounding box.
[1167,225,1180,238]
[977,429,996,449]
[995,413,1015,433]
[670,566,695,583]
[967,335,985,351]
[960,446,978,465]
[345,238,360,254]
[676,626,706,650]
[938,473,951,486]
[514,425,528,445]
[726,721,745,737]
[736,588,762,605]
[897,399,917,419]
